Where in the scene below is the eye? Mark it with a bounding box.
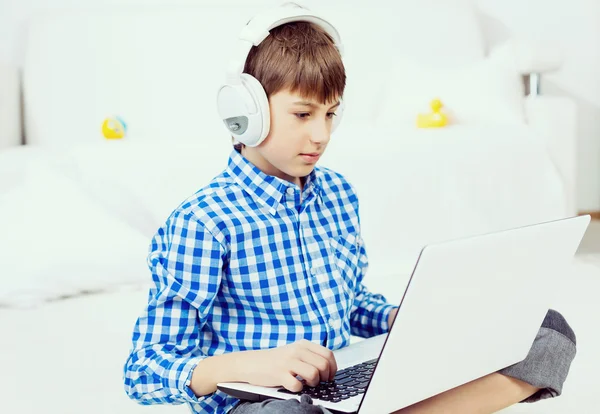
[295,112,337,120]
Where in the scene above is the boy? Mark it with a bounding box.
[124,3,577,413]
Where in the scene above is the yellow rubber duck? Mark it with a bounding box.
[101,116,127,139]
[416,99,448,128]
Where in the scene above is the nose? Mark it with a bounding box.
[309,119,331,146]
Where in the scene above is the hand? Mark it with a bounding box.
[241,339,338,392]
[388,307,398,328]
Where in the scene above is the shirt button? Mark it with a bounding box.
[286,187,294,195]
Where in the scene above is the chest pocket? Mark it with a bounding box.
[328,232,362,295]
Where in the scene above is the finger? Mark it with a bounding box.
[290,359,321,388]
[299,349,330,382]
[281,373,304,393]
[301,341,338,380]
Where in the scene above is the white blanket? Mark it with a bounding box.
[0,147,150,307]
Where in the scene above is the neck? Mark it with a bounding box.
[241,146,303,190]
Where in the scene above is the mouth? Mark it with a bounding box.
[299,153,321,163]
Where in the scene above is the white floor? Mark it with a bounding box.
[577,219,600,255]
[576,219,600,269]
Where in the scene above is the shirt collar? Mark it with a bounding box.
[226,149,322,215]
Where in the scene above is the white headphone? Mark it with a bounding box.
[216,2,345,147]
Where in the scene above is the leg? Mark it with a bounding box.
[498,309,577,402]
[393,372,539,414]
[394,309,577,414]
[229,395,333,414]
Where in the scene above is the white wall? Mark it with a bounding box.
[1,0,599,210]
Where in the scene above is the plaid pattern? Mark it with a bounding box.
[123,149,396,413]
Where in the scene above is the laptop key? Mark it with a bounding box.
[336,377,357,385]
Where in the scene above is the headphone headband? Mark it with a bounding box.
[226,3,343,85]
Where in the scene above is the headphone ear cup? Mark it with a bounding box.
[240,73,271,146]
[331,98,344,133]
[216,74,270,147]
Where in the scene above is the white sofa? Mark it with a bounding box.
[4,1,578,217]
[1,1,597,414]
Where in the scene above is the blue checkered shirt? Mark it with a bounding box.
[123,149,396,413]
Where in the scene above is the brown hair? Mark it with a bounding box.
[234,21,346,150]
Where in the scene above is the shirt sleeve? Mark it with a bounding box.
[345,181,397,338]
[123,210,226,405]
[349,238,398,338]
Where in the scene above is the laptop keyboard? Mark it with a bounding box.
[277,358,377,403]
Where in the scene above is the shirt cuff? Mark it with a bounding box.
[377,303,399,333]
[352,300,398,337]
[163,355,206,402]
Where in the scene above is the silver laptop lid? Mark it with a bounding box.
[359,215,590,413]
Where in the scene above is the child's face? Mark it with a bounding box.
[242,88,340,187]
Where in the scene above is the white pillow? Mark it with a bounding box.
[57,141,232,239]
[0,160,151,308]
[375,42,526,128]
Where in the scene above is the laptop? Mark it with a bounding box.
[218,215,590,414]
